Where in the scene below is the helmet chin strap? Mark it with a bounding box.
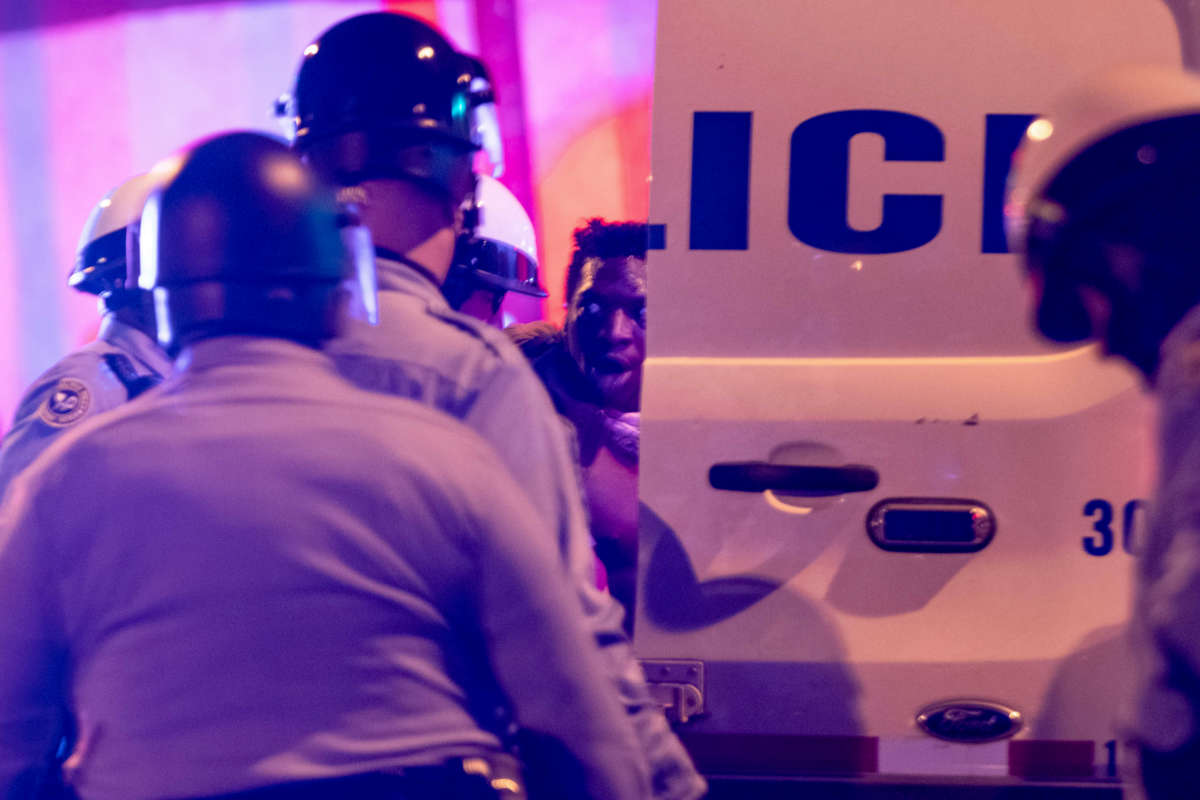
[373,245,445,288]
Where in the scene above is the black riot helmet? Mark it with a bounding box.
[1006,65,1200,379]
[138,132,351,355]
[279,11,480,211]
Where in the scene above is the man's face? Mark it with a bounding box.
[567,255,647,411]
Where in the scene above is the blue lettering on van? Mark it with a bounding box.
[671,110,1035,254]
[1083,499,1115,556]
[690,112,752,250]
[789,110,944,254]
[647,224,666,250]
[1122,499,1149,555]
[1083,498,1150,556]
[981,114,1038,253]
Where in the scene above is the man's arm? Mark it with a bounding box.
[465,362,706,800]
[457,467,652,800]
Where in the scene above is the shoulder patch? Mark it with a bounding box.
[37,377,92,428]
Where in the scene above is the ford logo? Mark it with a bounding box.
[916,700,1023,743]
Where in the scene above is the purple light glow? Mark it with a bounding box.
[0,0,656,429]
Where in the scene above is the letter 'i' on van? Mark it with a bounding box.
[640,0,1189,791]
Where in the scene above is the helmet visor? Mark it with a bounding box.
[338,209,379,325]
[464,238,546,297]
[70,227,127,295]
[470,91,505,178]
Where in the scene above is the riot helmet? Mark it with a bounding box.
[461,54,505,178]
[1005,64,1200,378]
[139,132,368,354]
[443,175,545,311]
[279,11,485,215]
[70,172,164,315]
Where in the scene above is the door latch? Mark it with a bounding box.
[640,659,705,724]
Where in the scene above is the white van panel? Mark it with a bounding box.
[647,0,1180,358]
[641,0,1179,783]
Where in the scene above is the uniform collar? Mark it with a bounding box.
[175,336,335,374]
[1160,303,1200,365]
[1150,305,1200,492]
[375,255,451,311]
[97,313,173,376]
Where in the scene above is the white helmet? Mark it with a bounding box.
[1005,63,1200,256]
[444,174,546,307]
[1004,63,1200,375]
[69,172,165,302]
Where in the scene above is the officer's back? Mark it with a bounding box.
[281,15,703,799]
[0,133,649,800]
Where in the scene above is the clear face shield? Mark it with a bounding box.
[337,203,379,325]
[468,73,504,179]
[273,92,299,144]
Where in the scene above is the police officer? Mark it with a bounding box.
[280,13,705,799]
[1006,64,1200,799]
[0,173,171,499]
[442,175,547,326]
[0,131,650,800]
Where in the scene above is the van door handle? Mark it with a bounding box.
[708,462,880,494]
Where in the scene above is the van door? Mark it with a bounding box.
[639,0,1180,785]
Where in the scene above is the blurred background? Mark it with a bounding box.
[0,0,655,427]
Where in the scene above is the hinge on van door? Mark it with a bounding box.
[640,659,705,724]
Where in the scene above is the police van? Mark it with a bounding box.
[637,0,1188,792]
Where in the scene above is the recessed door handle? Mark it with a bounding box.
[708,462,880,494]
